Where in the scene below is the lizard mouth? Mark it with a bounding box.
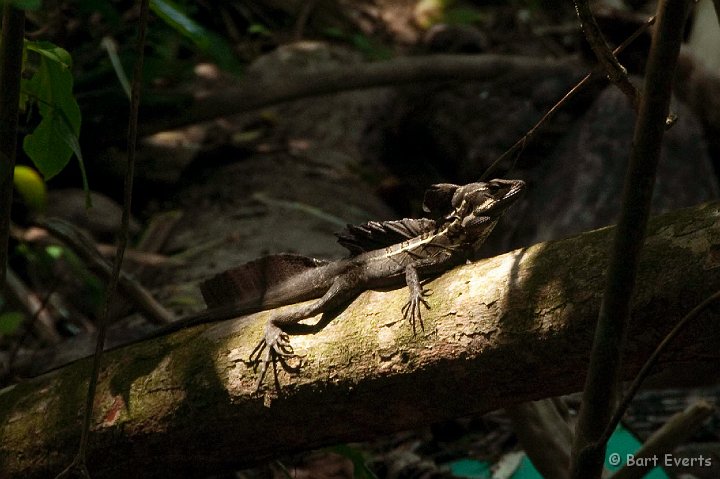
[462,214,493,228]
[481,179,526,216]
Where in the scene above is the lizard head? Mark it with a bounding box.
[456,178,526,220]
[456,179,525,232]
[423,179,525,222]
[429,179,525,242]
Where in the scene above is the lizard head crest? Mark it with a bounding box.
[423,179,525,222]
[421,179,525,250]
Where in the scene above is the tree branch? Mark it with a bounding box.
[140,54,581,135]
[573,0,639,109]
[1,201,719,478]
[0,4,25,287]
[570,2,691,477]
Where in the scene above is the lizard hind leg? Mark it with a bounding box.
[250,273,361,391]
[402,263,431,334]
[250,323,297,390]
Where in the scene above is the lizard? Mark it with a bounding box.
[154,178,524,388]
[26,179,525,388]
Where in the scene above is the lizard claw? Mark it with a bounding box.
[250,323,300,391]
[401,288,430,334]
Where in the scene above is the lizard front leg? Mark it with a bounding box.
[251,274,360,390]
[401,258,443,334]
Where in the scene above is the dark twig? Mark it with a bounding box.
[599,289,720,448]
[481,15,655,181]
[569,2,692,478]
[573,0,639,109]
[2,273,60,381]
[37,218,175,325]
[55,0,150,477]
[3,268,61,344]
[0,4,25,288]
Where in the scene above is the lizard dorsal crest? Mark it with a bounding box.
[422,183,460,219]
[200,254,329,308]
[336,218,436,254]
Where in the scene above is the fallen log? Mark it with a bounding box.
[1,201,719,478]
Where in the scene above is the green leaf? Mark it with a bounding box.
[101,37,131,97]
[22,41,84,180]
[25,40,72,67]
[443,7,486,25]
[0,312,24,335]
[150,0,241,73]
[151,0,205,41]
[53,105,91,205]
[8,0,42,10]
[248,23,272,37]
[322,27,346,40]
[45,245,64,259]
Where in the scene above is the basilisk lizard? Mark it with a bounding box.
[138,178,525,388]
[30,179,525,388]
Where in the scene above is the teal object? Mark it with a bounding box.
[449,458,492,478]
[604,425,668,479]
[511,456,544,478]
[510,425,669,479]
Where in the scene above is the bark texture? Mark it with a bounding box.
[1,201,720,478]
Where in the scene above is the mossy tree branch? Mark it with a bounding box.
[1,201,719,478]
